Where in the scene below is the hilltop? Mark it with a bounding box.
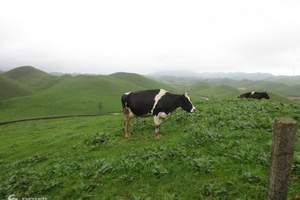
[4,66,48,79]
[3,66,60,91]
[110,72,174,91]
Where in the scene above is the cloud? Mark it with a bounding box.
[0,0,300,75]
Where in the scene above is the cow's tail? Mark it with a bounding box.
[121,92,131,115]
[121,94,128,109]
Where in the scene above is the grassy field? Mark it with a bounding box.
[0,99,299,199]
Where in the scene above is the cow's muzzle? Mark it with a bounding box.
[190,107,196,113]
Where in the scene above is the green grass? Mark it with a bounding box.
[0,99,299,199]
[0,76,32,100]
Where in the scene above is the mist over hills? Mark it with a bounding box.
[149,70,300,98]
[149,70,299,82]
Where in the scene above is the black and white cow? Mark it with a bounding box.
[239,91,270,99]
[121,89,196,139]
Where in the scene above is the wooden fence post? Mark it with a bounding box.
[268,117,298,200]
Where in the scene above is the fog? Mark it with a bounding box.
[1,0,300,75]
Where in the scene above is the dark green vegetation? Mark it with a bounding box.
[0,99,299,199]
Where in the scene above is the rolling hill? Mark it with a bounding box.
[150,73,300,98]
[0,66,298,121]
[0,75,32,100]
[0,71,175,121]
[189,82,240,99]
[110,72,174,91]
[3,66,60,91]
[267,75,300,86]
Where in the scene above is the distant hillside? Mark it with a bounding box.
[111,72,174,91]
[210,79,300,97]
[150,71,300,97]
[150,71,274,81]
[3,66,60,91]
[0,73,175,120]
[189,82,240,99]
[154,74,300,98]
[0,76,32,100]
[1,66,298,120]
[267,75,300,85]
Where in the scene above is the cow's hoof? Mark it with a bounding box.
[155,134,161,140]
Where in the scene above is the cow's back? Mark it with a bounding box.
[124,89,160,116]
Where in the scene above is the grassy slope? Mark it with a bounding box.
[0,76,32,100]
[110,72,174,92]
[3,66,60,92]
[0,99,299,199]
[0,74,174,121]
[206,79,300,97]
[189,82,240,99]
[267,76,300,86]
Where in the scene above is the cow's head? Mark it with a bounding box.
[264,92,270,99]
[180,92,196,113]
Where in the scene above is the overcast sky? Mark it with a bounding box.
[0,0,300,75]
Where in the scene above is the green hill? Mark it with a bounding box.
[0,73,175,120]
[267,75,300,85]
[189,82,240,99]
[200,79,300,98]
[3,66,60,91]
[237,80,300,98]
[281,84,300,97]
[110,72,175,91]
[0,76,32,100]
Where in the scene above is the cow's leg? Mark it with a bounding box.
[124,116,131,138]
[123,108,131,138]
[153,115,162,139]
[123,107,135,138]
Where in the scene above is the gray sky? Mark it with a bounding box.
[1,0,300,75]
